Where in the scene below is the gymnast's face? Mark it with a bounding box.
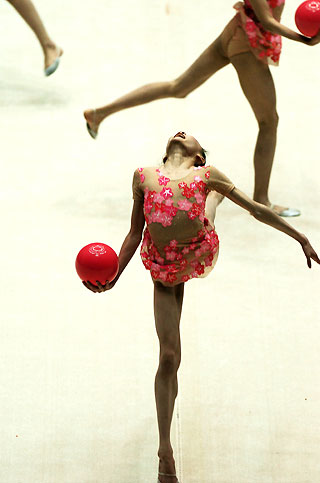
[166,132,204,159]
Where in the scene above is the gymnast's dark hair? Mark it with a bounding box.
[200,148,207,162]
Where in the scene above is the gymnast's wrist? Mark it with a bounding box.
[298,34,312,45]
[297,233,308,246]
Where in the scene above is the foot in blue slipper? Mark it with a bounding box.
[84,109,99,139]
[44,46,63,77]
[270,204,301,217]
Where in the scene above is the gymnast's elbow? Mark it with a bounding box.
[250,201,265,221]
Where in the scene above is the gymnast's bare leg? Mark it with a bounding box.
[84,36,229,134]
[154,281,184,483]
[6,0,63,73]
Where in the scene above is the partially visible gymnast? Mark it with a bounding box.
[83,131,320,483]
[84,0,320,216]
[6,0,63,76]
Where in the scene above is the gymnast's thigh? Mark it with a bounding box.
[220,14,252,60]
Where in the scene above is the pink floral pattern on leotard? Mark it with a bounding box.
[138,167,145,183]
[134,166,226,285]
[234,0,285,65]
[140,226,219,284]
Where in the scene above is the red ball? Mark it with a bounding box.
[75,243,119,286]
[295,1,320,37]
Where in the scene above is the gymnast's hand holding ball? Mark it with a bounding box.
[295,1,320,44]
[83,279,116,293]
[76,243,119,293]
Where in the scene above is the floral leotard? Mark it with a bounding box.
[234,0,285,65]
[132,165,235,286]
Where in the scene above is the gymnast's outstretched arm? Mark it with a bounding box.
[226,187,320,268]
[83,200,145,293]
[249,0,320,45]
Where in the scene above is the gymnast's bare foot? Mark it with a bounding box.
[158,453,178,483]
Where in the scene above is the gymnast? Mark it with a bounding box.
[83,131,320,483]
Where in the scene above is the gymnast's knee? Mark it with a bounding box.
[258,111,279,130]
[158,348,181,376]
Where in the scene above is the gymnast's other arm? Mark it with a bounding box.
[83,200,145,293]
[226,187,320,268]
[249,0,320,45]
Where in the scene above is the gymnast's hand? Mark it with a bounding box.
[300,238,320,268]
[82,279,116,292]
[306,29,320,46]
